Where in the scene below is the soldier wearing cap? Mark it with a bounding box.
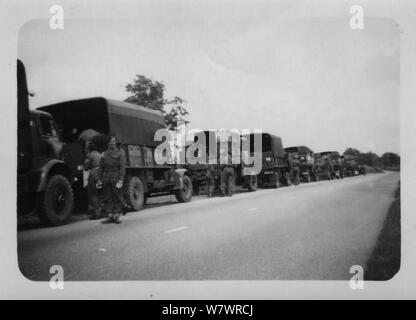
[96,135,126,224]
[219,147,235,197]
[292,154,301,186]
[84,142,103,219]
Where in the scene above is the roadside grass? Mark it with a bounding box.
[364,182,401,280]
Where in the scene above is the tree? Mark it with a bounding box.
[125,74,189,129]
[381,152,400,168]
[358,151,381,167]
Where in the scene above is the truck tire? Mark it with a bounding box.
[125,176,145,211]
[175,175,193,203]
[247,175,258,192]
[37,174,74,226]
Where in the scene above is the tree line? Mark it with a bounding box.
[344,148,400,169]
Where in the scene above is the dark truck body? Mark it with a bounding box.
[343,154,359,177]
[243,133,291,188]
[17,60,81,226]
[284,146,318,182]
[184,130,258,195]
[315,151,345,179]
[39,97,193,211]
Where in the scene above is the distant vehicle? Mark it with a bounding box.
[243,133,291,188]
[38,97,193,212]
[17,60,82,226]
[343,154,359,177]
[184,130,258,195]
[284,146,319,182]
[315,151,345,179]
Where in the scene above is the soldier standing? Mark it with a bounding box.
[84,142,103,220]
[219,148,235,197]
[206,164,217,198]
[97,135,126,224]
[292,155,301,186]
[323,155,333,180]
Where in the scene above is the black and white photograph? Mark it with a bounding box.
[1,0,415,302]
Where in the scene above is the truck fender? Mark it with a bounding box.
[36,159,72,192]
[173,168,188,189]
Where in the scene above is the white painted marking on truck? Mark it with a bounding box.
[164,226,189,234]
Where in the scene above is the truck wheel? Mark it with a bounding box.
[37,175,74,226]
[175,175,193,202]
[125,176,145,211]
[247,175,258,192]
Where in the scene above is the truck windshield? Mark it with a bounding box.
[39,117,58,137]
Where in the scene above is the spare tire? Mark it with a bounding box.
[37,174,74,226]
[175,175,193,203]
[125,176,145,211]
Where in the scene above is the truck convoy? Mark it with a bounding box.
[284,146,318,183]
[17,60,192,226]
[17,59,369,227]
[184,130,258,195]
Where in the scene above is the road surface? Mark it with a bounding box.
[18,171,400,281]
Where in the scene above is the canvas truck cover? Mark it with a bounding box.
[316,151,340,158]
[285,146,313,155]
[243,133,286,159]
[38,97,165,147]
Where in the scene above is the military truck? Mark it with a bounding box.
[17,60,82,226]
[315,151,345,179]
[243,132,291,188]
[284,146,319,182]
[38,97,193,211]
[184,130,258,195]
[343,154,359,177]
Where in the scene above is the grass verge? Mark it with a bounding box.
[364,182,401,280]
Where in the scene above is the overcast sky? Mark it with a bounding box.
[18,5,400,155]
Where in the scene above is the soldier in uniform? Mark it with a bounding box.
[323,154,333,180]
[219,148,235,197]
[84,142,103,219]
[292,155,301,186]
[206,164,217,198]
[97,135,126,224]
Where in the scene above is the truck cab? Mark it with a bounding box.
[17,60,79,226]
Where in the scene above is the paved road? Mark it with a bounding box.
[18,172,400,281]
